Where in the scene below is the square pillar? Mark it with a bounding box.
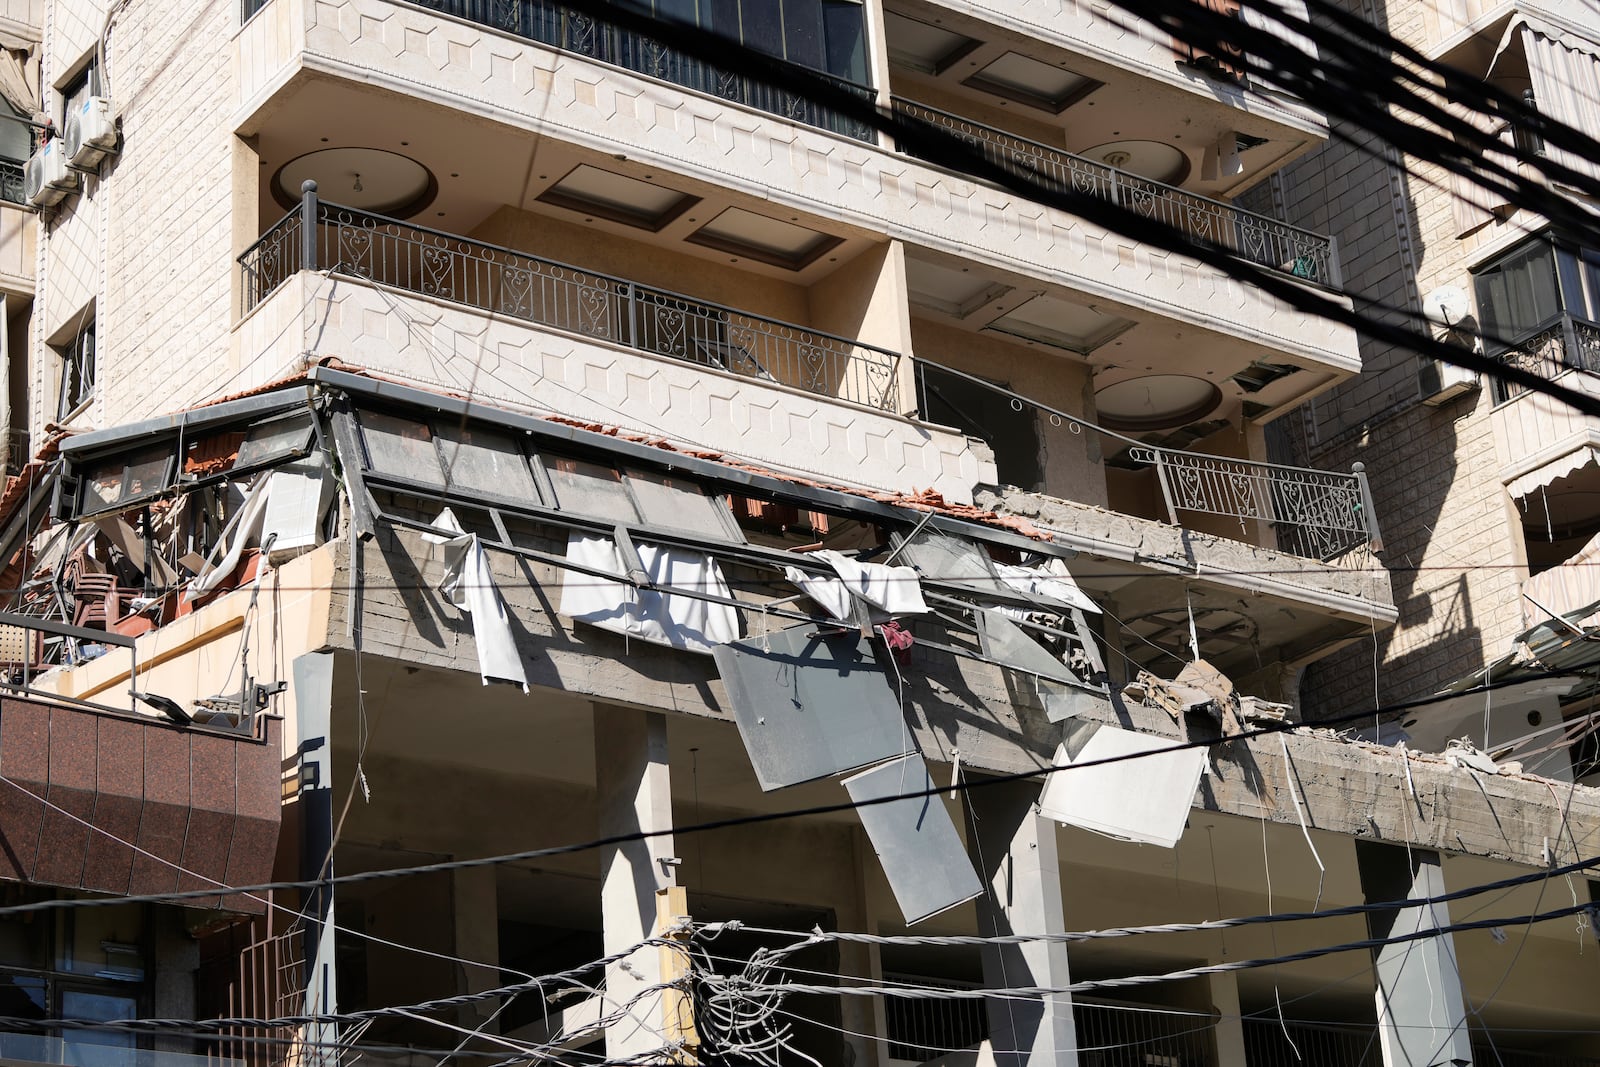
[595,704,677,1061]
[967,778,1078,1067]
[1355,841,1472,1067]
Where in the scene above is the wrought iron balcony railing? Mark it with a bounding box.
[915,360,1382,562]
[243,0,876,142]
[1491,313,1600,403]
[0,158,22,206]
[891,98,1342,288]
[240,186,904,411]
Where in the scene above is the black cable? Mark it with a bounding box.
[0,667,1582,918]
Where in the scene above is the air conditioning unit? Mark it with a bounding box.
[1419,357,1480,406]
[23,138,75,208]
[64,96,117,170]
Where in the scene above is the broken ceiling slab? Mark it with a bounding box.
[1037,723,1206,848]
[843,754,984,925]
[713,624,912,791]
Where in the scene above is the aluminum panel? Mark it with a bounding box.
[844,755,984,925]
[713,625,911,791]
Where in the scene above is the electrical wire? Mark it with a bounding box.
[0,668,1581,919]
[695,897,1599,1001]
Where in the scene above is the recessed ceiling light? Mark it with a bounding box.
[537,163,697,232]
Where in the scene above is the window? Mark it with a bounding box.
[0,898,147,1063]
[56,320,95,420]
[1474,239,1562,346]
[59,61,99,131]
[633,0,867,83]
[357,411,546,504]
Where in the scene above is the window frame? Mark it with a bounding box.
[56,319,95,422]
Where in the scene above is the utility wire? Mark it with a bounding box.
[701,898,1598,1000]
[0,668,1583,919]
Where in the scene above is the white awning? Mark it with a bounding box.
[1506,445,1600,500]
[1522,527,1600,630]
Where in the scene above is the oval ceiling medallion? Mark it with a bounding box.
[1080,139,1191,184]
[1095,374,1222,431]
[273,147,437,218]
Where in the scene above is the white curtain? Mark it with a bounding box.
[562,534,740,653]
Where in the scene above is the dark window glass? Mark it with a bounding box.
[822,0,865,81]
[741,0,784,57]
[655,0,700,25]
[707,0,741,41]
[781,0,825,69]
[1475,241,1562,344]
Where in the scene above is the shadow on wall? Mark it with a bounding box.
[1262,0,1481,718]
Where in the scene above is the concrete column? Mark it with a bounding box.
[1355,841,1472,1067]
[595,704,677,1062]
[1206,970,1248,1067]
[454,865,501,1032]
[292,651,338,1062]
[967,778,1078,1067]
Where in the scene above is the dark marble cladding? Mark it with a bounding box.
[0,700,50,881]
[0,698,280,912]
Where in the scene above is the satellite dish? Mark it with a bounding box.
[1423,285,1471,328]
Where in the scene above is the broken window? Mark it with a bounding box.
[56,319,95,421]
[544,457,637,524]
[541,455,743,541]
[234,413,315,469]
[434,422,541,502]
[80,444,172,516]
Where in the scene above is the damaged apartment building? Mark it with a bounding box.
[0,0,1589,1065]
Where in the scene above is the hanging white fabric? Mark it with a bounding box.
[813,549,929,616]
[424,509,528,691]
[994,558,1100,614]
[782,565,853,621]
[562,533,740,653]
[189,475,272,598]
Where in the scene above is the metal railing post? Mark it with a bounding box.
[1353,461,1383,554]
[1151,449,1180,526]
[625,281,639,350]
[300,180,318,274]
[1562,312,1582,372]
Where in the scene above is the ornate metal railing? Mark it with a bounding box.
[915,359,1382,562]
[0,158,23,206]
[1491,313,1600,403]
[244,0,875,141]
[239,208,305,311]
[892,98,1342,288]
[241,186,904,411]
